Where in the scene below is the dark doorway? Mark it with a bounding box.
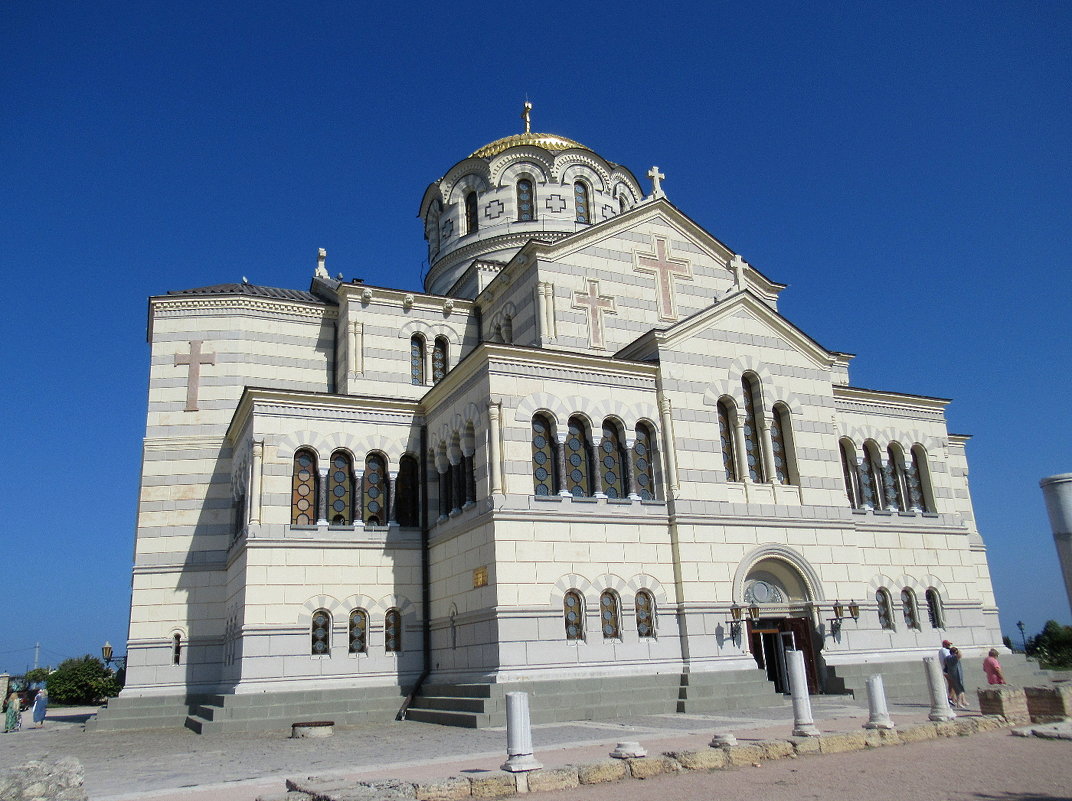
[748,616,819,693]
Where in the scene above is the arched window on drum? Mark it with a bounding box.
[517,178,535,221]
[574,181,591,223]
[531,414,559,496]
[291,449,318,526]
[410,335,425,386]
[464,191,479,234]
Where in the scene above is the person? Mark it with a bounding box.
[31,688,48,727]
[983,648,1007,685]
[939,640,955,703]
[946,646,969,708]
[3,691,21,733]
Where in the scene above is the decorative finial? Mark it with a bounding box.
[521,101,532,134]
[647,166,666,199]
[315,247,329,279]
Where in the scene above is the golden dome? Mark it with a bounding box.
[469,132,592,159]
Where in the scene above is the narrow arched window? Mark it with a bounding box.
[635,590,656,639]
[349,609,368,654]
[633,422,657,500]
[564,590,584,641]
[860,441,885,509]
[564,416,593,497]
[433,336,448,384]
[517,178,534,221]
[600,591,621,639]
[925,588,945,629]
[363,453,387,525]
[876,588,895,630]
[172,633,182,665]
[410,335,425,385]
[396,455,420,527]
[618,195,627,213]
[427,204,441,259]
[292,449,318,525]
[718,399,738,481]
[465,191,478,234]
[771,403,795,484]
[574,181,590,223]
[599,421,626,499]
[888,445,908,511]
[901,588,920,630]
[910,445,933,513]
[311,608,331,655]
[840,439,861,508]
[742,374,766,482]
[531,414,559,496]
[328,451,354,525]
[384,608,402,652]
[501,315,513,344]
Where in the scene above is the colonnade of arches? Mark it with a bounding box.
[839,439,933,512]
[430,421,479,520]
[291,449,420,528]
[875,586,945,631]
[715,372,797,485]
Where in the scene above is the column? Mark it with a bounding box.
[882,459,898,511]
[556,434,570,496]
[657,394,680,497]
[463,453,476,508]
[354,470,365,525]
[1040,473,1072,619]
[487,401,503,495]
[759,415,779,484]
[924,656,956,721]
[864,674,895,729]
[424,340,434,386]
[592,438,606,498]
[249,440,263,525]
[534,283,547,342]
[387,470,398,524]
[787,650,820,736]
[733,420,750,483]
[316,468,329,525]
[624,439,640,500]
[350,322,363,375]
[437,463,449,521]
[856,457,874,510]
[451,458,464,513]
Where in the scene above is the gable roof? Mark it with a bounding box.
[167,283,323,304]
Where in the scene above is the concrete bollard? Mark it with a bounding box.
[501,692,542,772]
[709,730,738,747]
[924,656,956,722]
[787,649,820,736]
[863,674,895,729]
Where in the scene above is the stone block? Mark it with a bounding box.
[577,759,629,784]
[627,756,681,779]
[526,767,579,793]
[933,720,959,738]
[665,749,730,771]
[818,732,868,754]
[414,777,472,801]
[1025,685,1072,722]
[468,772,517,799]
[977,686,1029,724]
[863,728,901,747]
[723,744,766,766]
[757,740,795,760]
[0,758,87,801]
[897,723,939,743]
[789,736,821,754]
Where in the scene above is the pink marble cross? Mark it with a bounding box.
[572,279,616,349]
[634,235,692,321]
[175,340,215,411]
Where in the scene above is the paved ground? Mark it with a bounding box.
[0,698,1068,801]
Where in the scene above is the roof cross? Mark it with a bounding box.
[572,279,616,350]
[647,165,665,198]
[521,101,532,134]
[175,340,215,412]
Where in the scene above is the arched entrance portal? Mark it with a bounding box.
[742,557,821,694]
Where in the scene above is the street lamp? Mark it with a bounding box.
[1016,621,1027,653]
[101,641,126,670]
[724,603,744,640]
[827,600,861,637]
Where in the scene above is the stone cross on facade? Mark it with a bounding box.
[647,166,665,199]
[175,340,215,412]
[315,247,329,279]
[572,279,616,349]
[634,235,693,321]
[729,253,747,291]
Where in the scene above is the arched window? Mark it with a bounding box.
[564,590,584,641]
[432,336,448,384]
[363,453,388,525]
[396,455,420,527]
[311,608,331,655]
[517,178,535,221]
[501,315,513,344]
[618,195,627,213]
[910,445,933,513]
[925,588,945,629]
[531,414,559,496]
[599,591,621,639]
[901,588,920,630]
[635,590,656,639]
[599,421,627,499]
[887,445,908,512]
[876,588,895,631]
[840,439,861,508]
[574,181,590,223]
[860,441,885,509]
[427,204,441,259]
[172,633,182,665]
[717,399,738,481]
[464,191,478,234]
[410,335,425,385]
[771,403,795,485]
[633,422,657,500]
[564,416,593,497]
[741,374,766,482]
[384,608,402,653]
[328,450,354,525]
[292,449,318,526]
[349,609,368,654]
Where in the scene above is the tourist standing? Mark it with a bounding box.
[982,648,1007,685]
[3,691,21,732]
[31,688,48,727]
[939,640,954,703]
[946,646,969,708]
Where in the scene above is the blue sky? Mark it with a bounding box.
[2,1,1069,672]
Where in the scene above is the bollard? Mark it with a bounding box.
[863,674,895,729]
[923,656,956,722]
[501,692,542,772]
[709,730,738,747]
[787,649,820,736]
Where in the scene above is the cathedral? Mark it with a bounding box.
[96,109,1011,733]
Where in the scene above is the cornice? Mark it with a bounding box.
[834,385,951,413]
[152,295,335,320]
[337,282,474,315]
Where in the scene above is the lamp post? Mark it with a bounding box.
[724,603,744,640]
[827,600,861,637]
[101,641,126,671]
[1016,620,1027,653]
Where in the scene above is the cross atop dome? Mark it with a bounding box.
[521,101,532,134]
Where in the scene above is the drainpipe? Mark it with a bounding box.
[397,424,431,720]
